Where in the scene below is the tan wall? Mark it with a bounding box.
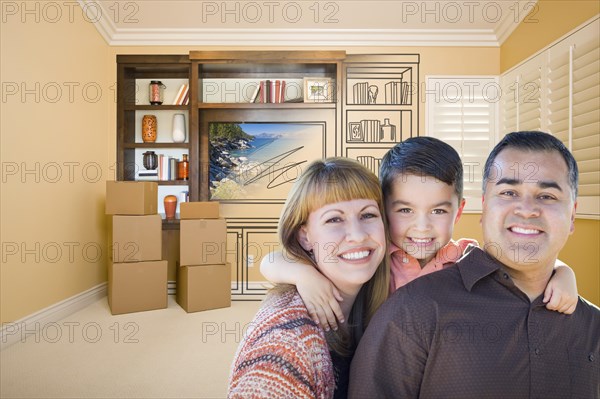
[500,0,599,72]
[1,11,110,324]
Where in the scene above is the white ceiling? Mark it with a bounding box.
[81,0,536,46]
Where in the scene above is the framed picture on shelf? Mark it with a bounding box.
[303,77,333,103]
[347,122,364,142]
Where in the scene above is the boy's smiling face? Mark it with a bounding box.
[385,173,465,267]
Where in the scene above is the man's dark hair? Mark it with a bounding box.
[482,131,579,199]
[379,137,463,203]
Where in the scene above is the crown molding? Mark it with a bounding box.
[80,0,531,47]
[495,0,537,45]
[95,27,501,47]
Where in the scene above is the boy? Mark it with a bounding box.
[261,137,578,331]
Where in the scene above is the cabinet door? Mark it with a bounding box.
[226,219,280,300]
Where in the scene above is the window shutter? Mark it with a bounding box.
[547,46,571,144]
[500,71,518,134]
[506,17,599,217]
[427,77,498,212]
[518,62,543,132]
[572,33,600,199]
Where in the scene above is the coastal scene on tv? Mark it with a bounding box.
[209,123,324,201]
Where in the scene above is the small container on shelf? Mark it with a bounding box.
[149,81,166,105]
[172,113,186,143]
[178,154,189,180]
[164,195,177,219]
[143,151,158,170]
[142,115,157,143]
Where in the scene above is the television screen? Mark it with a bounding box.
[209,122,325,201]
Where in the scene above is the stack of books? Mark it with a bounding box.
[249,80,288,103]
[136,155,181,181]
[384,81,410,105]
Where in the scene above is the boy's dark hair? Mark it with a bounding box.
[379,136,464,203]
[483,131,579,199]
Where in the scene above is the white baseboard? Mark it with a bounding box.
[0,283,107,350]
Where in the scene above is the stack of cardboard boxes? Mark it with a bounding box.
[177,202,231,312]
[105,182,168,315]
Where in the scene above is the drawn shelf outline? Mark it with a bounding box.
[343,54,420,163]
[345,111,412,144]
[356,156,383,178]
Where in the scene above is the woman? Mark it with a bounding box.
[228,158,389,399]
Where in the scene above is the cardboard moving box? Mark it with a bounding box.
[108,260,168,315]
[180,202,220,219]
[112,214,162,263]
[106,181,158,215]
[177,263,231,313]
[180,219,227,266]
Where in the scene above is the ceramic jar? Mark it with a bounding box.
[164,195,177,219]
[142,151,158,170]
[172,113,186,143]
[142,115,157,143]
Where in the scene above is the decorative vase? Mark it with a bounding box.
[142,151,158,170]
[164,195,177,220]
[178,154,189,180]
[172,113,186,143]
[142,115,157,143]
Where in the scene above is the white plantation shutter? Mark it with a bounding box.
[501,70,519,134]
[572,32,600,201]
[518,59,543,132]
[503,17,599,217]
[426,77,498,212]
[547,48,570,143]
[500,53,545,134]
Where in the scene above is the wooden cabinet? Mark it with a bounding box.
[116,55,192,216]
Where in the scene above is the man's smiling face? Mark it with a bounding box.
[481,148,577,273]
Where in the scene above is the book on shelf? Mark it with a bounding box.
[402,82,410,105]
[353,82,368,104]
[136,170,158,181]
[259,81,265,103]
[169,158,177,180]
[280,80,286,103]
[249,84,261,103]
[275,80,281,104]
[265,80,271,104]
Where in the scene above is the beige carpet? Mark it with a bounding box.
[0,296,262,399]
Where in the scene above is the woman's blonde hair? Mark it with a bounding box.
[277,157,389,355]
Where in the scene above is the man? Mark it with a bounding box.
[348,131,599,398]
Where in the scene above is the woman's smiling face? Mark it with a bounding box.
[298,199,386,294]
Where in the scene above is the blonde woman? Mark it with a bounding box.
[228,158,389,399]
